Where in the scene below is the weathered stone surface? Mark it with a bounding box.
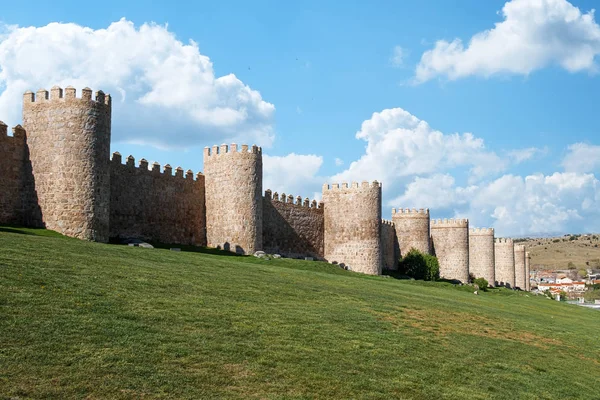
[495,238,515,288]
[262,190,324,259]
[0,123,41,226]
[381,219,399,270]
[392,208,431,257]
[204,144,262,255]
[22,87,111,242]
[525,251,531,291]
[109,154,206,246]
[323,182,382,276]
[514,244,527,290]
[430,219,469,283]
[469,228,495,286]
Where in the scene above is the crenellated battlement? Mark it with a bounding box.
[495,238,514,244]
[23,86,111,107]
[111,152,203,181]
[469,227,494,235]
[382,219,394,227]
[430,218,469,228]
[322,181,381,191]
[203,143,262,158]
[392,207,429,216]
[264,189,323,209]
[0,122,26,142]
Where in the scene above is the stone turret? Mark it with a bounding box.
[381,219,399,270]
[323,181,382,275]
[430,218,469,282]
[469,228,495,286]
[203,144,263,254]
[495,238,515,288]
[525,251,531,291]
[392,208,431,256]
[514,244,527,290]
[22,86,112,241]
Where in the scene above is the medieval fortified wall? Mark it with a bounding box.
[0,85,531,290]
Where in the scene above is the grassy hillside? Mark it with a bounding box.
[1,228,599,399]
[521,234,600,270]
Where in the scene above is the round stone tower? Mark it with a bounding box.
[203,144,263,254]
[22,86,111,242]
[514,244,527,290]
[468,228,495,286]
[494,238,515,288]
[525,251,531,291]
[392,208,431,257]
[430,218,469,283]
[323,181,382,275]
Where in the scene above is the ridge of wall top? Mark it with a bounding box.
[111,151,203,181]
[264,189,323,209]
[204,143,262,157]
[24,86,111,106]
[322,181,381,191]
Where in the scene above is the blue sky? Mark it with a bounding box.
[2,0,600,236]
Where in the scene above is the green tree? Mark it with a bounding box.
[399,248,440,281]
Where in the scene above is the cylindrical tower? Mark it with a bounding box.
[392,208,431,256]
[323,181,382,275]
[430,219,469,283]
[203,144,262,254]
[494,238,515,288]
[381,219,399,271]
[468,228,495,286]
[514,244,526,290]
[22,86,111,242]
[525,251,531,291]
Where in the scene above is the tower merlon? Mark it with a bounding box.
[204,143,263,157]
[469,227,494,235]
[24,86,111,106]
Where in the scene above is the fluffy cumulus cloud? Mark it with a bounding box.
[561,143,600,173]
[271,106,600,236]
[263,153,325,201]
[330,107,506,188]
[415,0,600,83]
[0,19,275,148]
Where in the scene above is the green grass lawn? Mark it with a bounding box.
[1,227,599,399]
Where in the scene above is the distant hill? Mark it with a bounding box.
[519,234,600,271]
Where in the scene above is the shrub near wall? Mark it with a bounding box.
[399,248,440,281]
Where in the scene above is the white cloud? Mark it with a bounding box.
[330,107,505,188]
[390,46,407,67]
[393,171,600,236]
[415,0,600,83]
[334,158,344,166]
[263,153,324,200]
[561,142,600,173]
[267,105,600,236]
[0,19,275,149]
[507,146,547,163]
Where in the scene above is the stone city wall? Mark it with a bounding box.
[495,238,515,288]
[109,153,206,246]
[430,218,469,282]
[514,244,527,290]
[468,228,495,286]
[392,208,431,257]
[0,123,42,227]
[381,219,399,270]
[262,190,324,259]
[323,182,382,275]
[22,87,112,242]
[203,144,263,254]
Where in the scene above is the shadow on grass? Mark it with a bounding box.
[107,237,246,257]
[0,225,67,239]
